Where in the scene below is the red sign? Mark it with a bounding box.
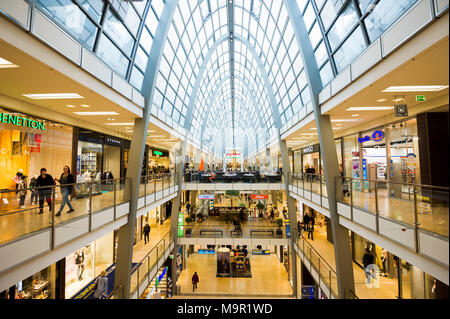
[251,194,268,200]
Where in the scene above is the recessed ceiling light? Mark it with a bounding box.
[376,98,387,102]
[346,106,394,111]
[126,130,134,133]
[351,114,360,117]
[331,119,361,122]
[22,93,84,99]
[150,135,168,138]
[80,104,90,108]
[393,98,405,102]
[105,123,135,126]
[107,118,115,121]
[382,85,449,92]
[0,57,19,68]
[147,130,156,133]
[66,105,76,108]
[74,112,119,115]
[300,133,318,136]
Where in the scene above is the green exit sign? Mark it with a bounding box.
[416,95,426,102]
[154,151,163,156]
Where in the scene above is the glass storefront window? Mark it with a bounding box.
[0,108,73,190]
[15,265,56,299]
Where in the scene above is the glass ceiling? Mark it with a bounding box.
[34,0,419,155]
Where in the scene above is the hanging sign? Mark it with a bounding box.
[0,113,45,130]
[406,153,417,170]
[251,194,269,200]
[198,194,215,200]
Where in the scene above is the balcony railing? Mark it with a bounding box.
[0,173,176,248]
[183,171,283,184]
[129,231,174,298]
[179,223,288,239]
[289,173,449,239]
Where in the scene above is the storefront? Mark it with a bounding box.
[302,144,321,176]
[11,264,58,299]
[65,231,114,298]
[148,147,170,173]
[0,107,73,190]
[351,232,448,299]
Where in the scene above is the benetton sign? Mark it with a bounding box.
[251,194,268,200]
[0,113,45,131]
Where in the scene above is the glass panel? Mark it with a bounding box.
[36,0,98,49]
[364,0,418,42]
[327,2,358,51]
[96,33,129,77]
[103,8,134,56]
[78,0,104,23]
[333,27,367,72]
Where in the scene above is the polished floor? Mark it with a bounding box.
[177,252,293,297]
[299,229,400,299]
[0,182,168,246]
[292,179,448,236]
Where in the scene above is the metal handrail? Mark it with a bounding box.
[137,231,171,265]
[298,237,336,277]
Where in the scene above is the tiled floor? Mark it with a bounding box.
[177,252,293,297]
[298,230,399,299]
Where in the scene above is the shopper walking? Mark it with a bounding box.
[17,175,27,208]
[36,168,55,214]
[303,212,310,228]
[186,201,191,215]
[363,248,376,283]
[143,223,151,244]
[13,168,24,194]
[29,175,39,205]
[192,272,199,292]
[307,220,314,240]
[93,270,109,299]
[55,166,76,216]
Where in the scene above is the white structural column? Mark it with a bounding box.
[283,0,355,298]
[114,0,179,298]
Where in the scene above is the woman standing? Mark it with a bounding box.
[55,166,76,216]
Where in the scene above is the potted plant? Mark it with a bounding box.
[275,218,284,236]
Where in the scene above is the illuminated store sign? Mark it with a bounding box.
[198,194,215,200]
[153,151,163,156]
[0,113,45,130]
[251,194,268,200]
[358,130,384,143]
[225,152,241,159]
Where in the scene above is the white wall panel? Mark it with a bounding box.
[116,202,129,218]
[0,230,50,273]
[0,0,29,28]
[132,88,145,107]
[378,217,416,250]
[112,72,133,99]
[138,197,145,209]
[91,207,114,230]
[311,193,321,205]
[32,10,81,64]
[319,84,331,104]
[381,0,432,56]
[331,66,351,95]
[435,0,449,15]
[54,216,89,247]
[337,202,351,219]
[419,231,449,265]
[81,48,112,85]
[351,39,382,80]
[352,208,377,231]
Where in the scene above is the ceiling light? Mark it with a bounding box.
[393,98,405,102]
[74,112,119,115]
[147,130,156,133]
[0,57,19,68]
[80,104,90,108]
[66,105,76,108]
[300,133,318,136]
[351,114,360,117]
[383,85,449,92]
[376,98,387,102]
[22,93,84,99]
[105,123,135,126]
[149,135,167,138]
[331,119,361,122]
[126,130,134,133]
[107,118,115,121]
[346,106,394,111]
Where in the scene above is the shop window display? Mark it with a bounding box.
[15,264,56,299]
[0,108,73,191]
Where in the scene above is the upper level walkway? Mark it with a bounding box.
[0,174,178,291]
[289,173,449,285]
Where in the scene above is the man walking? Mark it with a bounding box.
[186,201,191,215]
[143,223,151,244]
[192,272,199,292]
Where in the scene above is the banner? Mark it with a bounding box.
[251,194,268,200]
[198,194,214,200]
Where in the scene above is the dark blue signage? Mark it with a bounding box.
[358,130,384,143]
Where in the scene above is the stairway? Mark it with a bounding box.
[141,269,168,299]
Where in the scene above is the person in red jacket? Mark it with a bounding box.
[192,272,199,292]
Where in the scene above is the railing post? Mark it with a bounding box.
[89,182,92,232]
[374,181,379,234]
[329,270,332,294]
[51,186,56,249]
[413,184,420,253]
[350,177,354,221]
[144,176,147,206]
[319,175,323,206]
[113,180,117,220]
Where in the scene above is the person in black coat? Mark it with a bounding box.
[143,223,151,244]
[36,168,55,214]
[55,165,76,216]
